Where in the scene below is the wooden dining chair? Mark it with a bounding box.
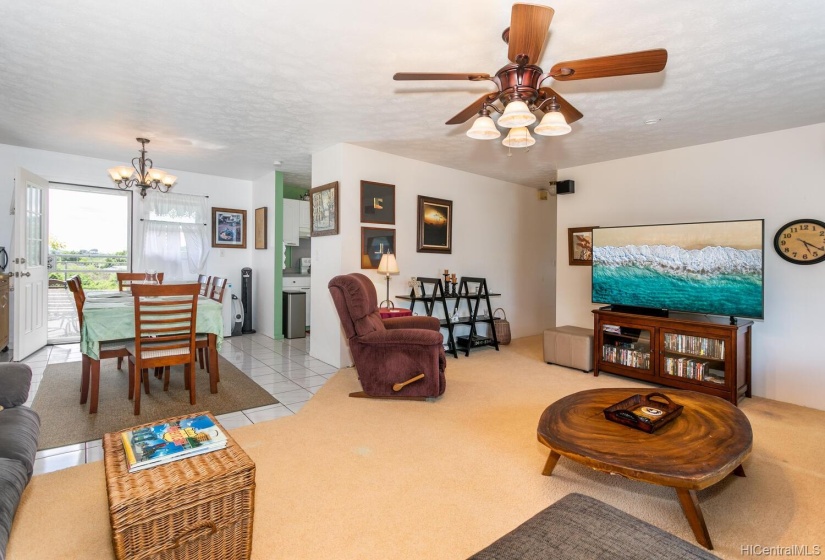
[67,276,131,412]
[197,274,212,297]
[196,276,227,374]
[117,272,165,291]
[127,283,200,415]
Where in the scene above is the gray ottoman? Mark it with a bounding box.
[543,326,593,372]
[469,493,716,560]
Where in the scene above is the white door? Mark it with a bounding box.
[12,168,49,361]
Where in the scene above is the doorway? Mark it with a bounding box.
[47,184,131,343]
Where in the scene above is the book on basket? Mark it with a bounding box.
[120,415,228,473]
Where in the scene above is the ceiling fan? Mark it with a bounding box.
[393,4,667,147]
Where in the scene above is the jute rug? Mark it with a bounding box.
[31,356,278,450]
[10,336,825,559]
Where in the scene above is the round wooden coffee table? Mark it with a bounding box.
[537,388,752,550]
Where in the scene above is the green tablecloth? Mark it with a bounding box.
[80,295,224,360]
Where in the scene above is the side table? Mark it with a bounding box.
[379,308,413,319]
[103,412,256,560]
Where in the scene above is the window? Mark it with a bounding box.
[139,192,209,280]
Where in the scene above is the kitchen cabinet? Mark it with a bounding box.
[298,200,310,238]
[283,276,310,327]
[283,199,299,246]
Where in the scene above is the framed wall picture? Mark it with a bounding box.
[360,181,395,224]
[255,207,267,249]
[310,181,339,237]
[416,195,452,254]
[361,227,396,269]
[212,207,247,249]
[568,226,595,266]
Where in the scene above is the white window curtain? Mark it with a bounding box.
[138,192,209,280]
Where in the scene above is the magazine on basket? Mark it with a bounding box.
[120,415,228,472]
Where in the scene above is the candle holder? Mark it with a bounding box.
[442,272,450,290]
[451,280,458,297]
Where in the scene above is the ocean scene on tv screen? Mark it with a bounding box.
[592,221,764,318]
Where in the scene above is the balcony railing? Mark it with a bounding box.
[48,251,129,291]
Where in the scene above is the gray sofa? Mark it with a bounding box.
[0,363,40,560]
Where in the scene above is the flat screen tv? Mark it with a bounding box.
[591,219,764,319]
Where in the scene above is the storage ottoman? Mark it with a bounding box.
[469,493,716,559]
[103,412,255,560]
[543,326,593,372]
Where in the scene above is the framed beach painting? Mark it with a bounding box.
[416,195,452,254]
[310,181,340,237]
[212,207,247,249]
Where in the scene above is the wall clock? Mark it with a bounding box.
[774,219,825,264]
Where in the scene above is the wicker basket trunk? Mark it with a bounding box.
[493,308,511,345]
[103,412,256,560]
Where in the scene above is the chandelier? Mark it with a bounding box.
[466,96,571,148]
[107,138,177,198]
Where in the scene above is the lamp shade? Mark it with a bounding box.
[466,115,501,140]
[498,100,536,128]
[502,127,536,148]
[534,110,572,136]
[377,252,399,275]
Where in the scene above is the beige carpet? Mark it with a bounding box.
[31,356,278,450]
[9,336,825,559]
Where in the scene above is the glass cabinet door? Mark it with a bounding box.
[661,331,726,385]
[600,324,652,372]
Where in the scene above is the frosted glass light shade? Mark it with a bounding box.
[162,174,177,187]
[466,115,501,140]
[377,252,399,275]
[147,168,167,182]
[116,166,134,180]
[502,127,536,148]
[107,168,122,181]
[534,110,572,136]
[498,100,536,128]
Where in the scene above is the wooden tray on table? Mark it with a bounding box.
[603,392,683,433]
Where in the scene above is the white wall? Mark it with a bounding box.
[311,143,557,368]
[555,123,825,410]
[0,143,255,343]
[251,171,276,337]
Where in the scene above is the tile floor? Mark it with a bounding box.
[18,333,335,476]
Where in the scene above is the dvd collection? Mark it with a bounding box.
[664,333,725,360]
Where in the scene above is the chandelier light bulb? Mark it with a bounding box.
[498,100,536,128]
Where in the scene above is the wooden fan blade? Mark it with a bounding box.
[394,72,490,81]
[550,49,668,81]
[507,4,554,64]
[538,88,583,124]
[446,92,499,125]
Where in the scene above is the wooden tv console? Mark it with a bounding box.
[593,307,752,405]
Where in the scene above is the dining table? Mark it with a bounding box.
[79,291,225,413]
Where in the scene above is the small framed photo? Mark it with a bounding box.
[255,207,267,249]
[360,181,395,224]
[310,181,339,237]
[416,195,453,254]
[361,227,396,269]
[212,207,247,249]
[568,226,595,266]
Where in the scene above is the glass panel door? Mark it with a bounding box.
[661,331,727,385]
[601,324,652,371]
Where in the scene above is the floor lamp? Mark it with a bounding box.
[377,251,399,308]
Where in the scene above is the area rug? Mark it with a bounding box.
[32,356,278,450]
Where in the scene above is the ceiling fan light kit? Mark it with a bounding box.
[394,3,667,151]
[107,138,177,198]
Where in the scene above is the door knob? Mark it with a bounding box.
[22,272,31,277]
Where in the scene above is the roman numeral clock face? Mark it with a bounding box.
[774,219,825,264]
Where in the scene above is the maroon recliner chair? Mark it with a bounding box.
[328,273,447,399]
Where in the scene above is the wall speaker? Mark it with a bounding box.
[556,180,575,195]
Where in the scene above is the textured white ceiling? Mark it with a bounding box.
[1,0,824,189]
